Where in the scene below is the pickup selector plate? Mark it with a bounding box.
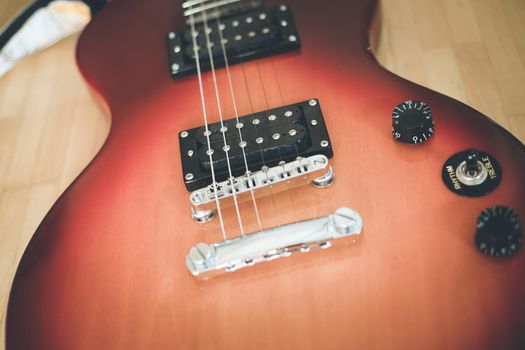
[167,4,300,78]
[179,99,333,191]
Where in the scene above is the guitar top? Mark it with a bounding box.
[6,0,525,349]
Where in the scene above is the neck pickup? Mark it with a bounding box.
[167,4,300,78]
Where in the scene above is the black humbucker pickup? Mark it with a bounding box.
[179,99,333,191]
[167,4,300,78]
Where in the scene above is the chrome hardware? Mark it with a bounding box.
[186,207,363,277]
[183,0,263,22]
[183,0,242,17]
[191,208,216,223]
[455,160,488,186]
[312,165,335,188]
[189,155,334,215]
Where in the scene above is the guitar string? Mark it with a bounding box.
[253,60,300,219]
[191,4,295,233]
[188,11,228,240]
[270,52,335,217]
[219,12,293,222]
[272,61,305,219]
[234,55,280,218]
[215,15,264,230]
[200,9,247,236]
[211,9,281,226]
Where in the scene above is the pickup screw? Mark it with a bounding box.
[206,149,214,156]
[321,140,329,147]
[289,129,297,136]
[223,145,231,152]
[232,20,239,27]
[262,27,270,34]
[220,126,228,133]
[272,133,281,140]
[259,13,267,20]
[168,32,175,39]
[268,114,276,121]
[174,45,181,53]
[248,31,256,38]
[236,122,244,129]
[235,34,242,41]
[279,4,287,11]
[252,118,260,125]
[281,20,288,27]
[185,173,194,181]
[288,35,297,42]
[172,63,180,72]
[246,16,253,23]
[203,130,212,136]
[256,137,264,144]
[309,99,318,106]
[284,110,293,117]
[239,141,247,148]
[311,119,318,126]
[219,23,226,30]
[187,150,194,157]
[180,131,188,138]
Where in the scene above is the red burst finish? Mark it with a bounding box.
[6,0,525,349]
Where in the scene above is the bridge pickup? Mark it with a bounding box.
[167,4,300,78]
[179,99,333,191]
[186,207,363,277]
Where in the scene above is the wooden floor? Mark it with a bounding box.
[0,0,524,347]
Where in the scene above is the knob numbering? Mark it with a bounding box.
[475,206,522,257]
[392,100,435,144]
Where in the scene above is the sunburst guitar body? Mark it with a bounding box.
[6,0,525,349]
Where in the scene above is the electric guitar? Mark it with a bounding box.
[6,0,525,349]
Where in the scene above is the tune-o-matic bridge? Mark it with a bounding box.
[190,154,333,218]
[167,4,300,78]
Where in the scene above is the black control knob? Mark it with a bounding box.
[475,206,522,257]
[392,100,435,144]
